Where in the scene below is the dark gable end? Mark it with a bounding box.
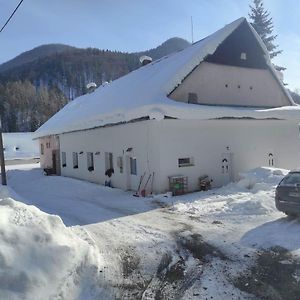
[205,19,268,69]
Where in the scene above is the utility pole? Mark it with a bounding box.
[0,119,7,185]
[191,16,194,44]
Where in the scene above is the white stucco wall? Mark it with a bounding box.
[57,118,300,194]
[169,62,290,107]
[58,120,160,192]
[154,119,300,193]
[39,136,60,169]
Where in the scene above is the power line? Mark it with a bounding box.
[0,0,24,33]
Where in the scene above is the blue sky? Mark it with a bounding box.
[0,0,299,90]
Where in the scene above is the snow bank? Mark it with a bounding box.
[174,167,288,217]
[0,187,103,300]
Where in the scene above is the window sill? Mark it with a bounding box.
[179,164,194,168]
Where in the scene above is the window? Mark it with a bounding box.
[178,157,194,167]
[73,152,78,169]
[46,142,51,148]
[41,144,44,155]
[240,52,247,60]
[105,152,113,170]
[188,92,198,104]
[130,157,137,175]
[87,152,94,171]
[62,152,66,167]
[117,156,123,173]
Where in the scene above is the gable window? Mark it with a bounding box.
[40,144,44,155]
[240,52,247,60]
[73,152,78,169]
[178,157,194,167]
[117,156,123,173]
[62,152,66,167]
[130,157,137,175]
[105,152,113,170]
[188,92,198,104]
[87,152,94,171]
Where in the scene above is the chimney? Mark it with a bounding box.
[139,55,152,66]
[86,82,97,93]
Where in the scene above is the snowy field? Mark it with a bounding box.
[1,164,300,299]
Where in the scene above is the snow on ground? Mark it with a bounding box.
[3,133,39,161]
[0,184,106,300]
[3,164,300,299]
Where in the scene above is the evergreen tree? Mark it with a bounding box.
[248,0,285,70]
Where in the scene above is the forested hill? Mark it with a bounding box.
[0,37,190,132]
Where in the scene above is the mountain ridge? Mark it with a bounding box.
[0,37,191,132]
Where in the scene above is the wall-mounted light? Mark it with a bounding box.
[95,151,100,155]
[126,147,133,152]
[79,151,84,155]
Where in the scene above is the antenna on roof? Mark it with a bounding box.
[191,16,194,44]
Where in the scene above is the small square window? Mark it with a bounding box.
[188,92,198,104]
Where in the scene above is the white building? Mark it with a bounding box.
[3,132,40,164]
[35,18,300,194]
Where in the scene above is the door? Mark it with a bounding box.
[52,150,61,175]
[52,152,57,174]
[221,153,233,185]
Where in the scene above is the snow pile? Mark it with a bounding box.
[237,167,287,192]
[0,187,103,300]
[174,167,288,217]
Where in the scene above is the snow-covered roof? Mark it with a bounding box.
[35,18,298,138]
[3,132,39,160]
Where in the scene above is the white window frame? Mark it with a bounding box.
[105,152,114,170]
[73,152,78,169]
[62,152,67,167]
[130,157,137,175]
[178,157,194,167]
[87,152,94,171]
